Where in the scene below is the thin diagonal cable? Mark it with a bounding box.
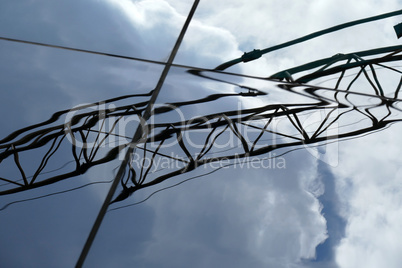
[0,35,275,81]
[2,35,402,99]
[0,179,114,212]
[75,1,200,266]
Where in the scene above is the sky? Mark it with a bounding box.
[1,0,402,267]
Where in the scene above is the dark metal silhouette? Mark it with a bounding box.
[215,9,402,71]
[394,22,402,38]
[1,8,402,267]
[1,46,401,198]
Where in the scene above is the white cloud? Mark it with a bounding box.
[120,148,328,267]
[2,0,402,267]
[98,4,331,265]
[106,0,241,67]
[2,1,329,266]
[332,123,402,268]
[180,0,401,76]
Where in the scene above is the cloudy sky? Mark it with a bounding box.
[1,0,402,267]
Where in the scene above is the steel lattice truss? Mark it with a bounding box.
[1,46,402,203]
